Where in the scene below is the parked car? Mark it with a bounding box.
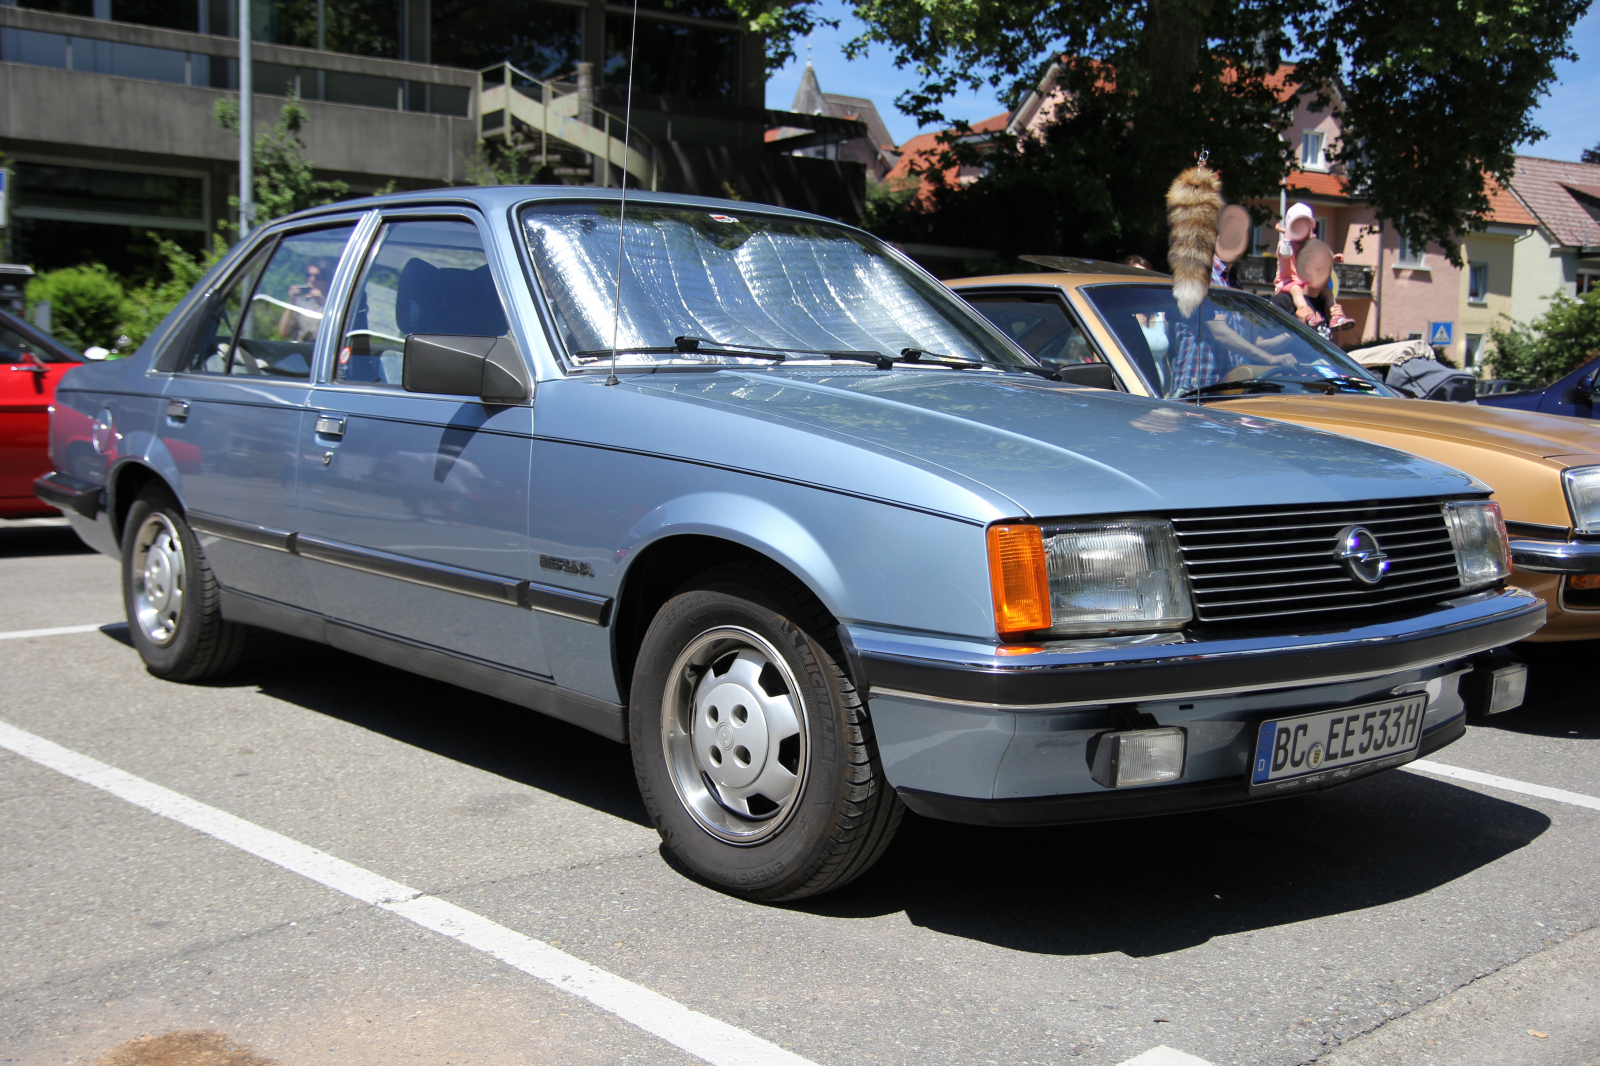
[1479,355,1599,419]
[950,266,1600,640]
[1,305,85,517]
[37,192,1541,900]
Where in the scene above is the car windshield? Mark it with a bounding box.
[521,202,1030,369]
[1078,283,1394,400]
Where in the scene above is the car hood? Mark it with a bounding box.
[557,369,1481,520]
[1212,393,1600,460]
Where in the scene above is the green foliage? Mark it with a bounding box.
[723,0,836,72]
[1487,291,1600,387]
[120,234,229,350]
[463,133,555,186]
[216,92,350,233]
[1584,142,1600,165]
[845,0,1588,267]
[24,264,126,352]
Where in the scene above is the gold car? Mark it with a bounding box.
[949,263,1600,641]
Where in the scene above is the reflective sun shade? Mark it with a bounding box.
[987,524,1052,638]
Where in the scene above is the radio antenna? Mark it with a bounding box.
[604,0,641,387]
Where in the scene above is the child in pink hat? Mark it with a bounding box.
[1275,202,1354,331]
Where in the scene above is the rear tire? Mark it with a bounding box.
[121,485,249,681]
[629,562,902,901]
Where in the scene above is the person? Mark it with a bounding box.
[1211,203,1251,288]
[1272,239,1339,340]
[277,259,331,342]
[1274,202,1354,331]
[1123,254,1154,270]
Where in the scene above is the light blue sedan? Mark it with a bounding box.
[36,189,1543,899]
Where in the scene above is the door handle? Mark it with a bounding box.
[314,413,346,439]
[9,364,46,373]
[166,399,189,422]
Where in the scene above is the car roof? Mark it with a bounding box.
[279,186,851,231]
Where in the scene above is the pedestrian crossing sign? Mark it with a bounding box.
[1428,321,1453,347]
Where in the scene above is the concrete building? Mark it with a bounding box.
[0,0,868,276]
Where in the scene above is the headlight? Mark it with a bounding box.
[1444,500,1511,589]
[1563,466,1600,534]
[988,519,1193,639]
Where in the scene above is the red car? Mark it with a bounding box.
[1,306,86,517]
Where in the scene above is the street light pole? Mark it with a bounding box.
[238,0,253,238]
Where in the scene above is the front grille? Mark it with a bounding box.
[1171,500,1464,625]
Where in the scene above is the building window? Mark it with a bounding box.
[1313,218,1327,242]
[1300,130,1326,170]
[432,0,583,79]
[605,15,741,103]
[1468,263,1488,303]
[1580,273,1600,296]
[1464,333,1484,368]
[1397,229,1427,269]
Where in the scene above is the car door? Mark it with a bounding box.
[159,220,358,609]
[0,315,84,514]
[298,213,547,677]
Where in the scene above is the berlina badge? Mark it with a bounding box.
[540,554,594,577]
[1334,525,1390,586]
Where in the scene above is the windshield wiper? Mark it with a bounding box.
[897,348,1061,379]
[576,336,895,368]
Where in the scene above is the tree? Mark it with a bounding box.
[1583,142,1600,165]
[1488,291,1600,387]
[216,91,350,234]
[24,265,126,353]
[834,0,1588,266]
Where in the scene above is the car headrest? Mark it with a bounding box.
[395,259,509,338]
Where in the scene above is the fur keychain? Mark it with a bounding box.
[1166,165,1223,317]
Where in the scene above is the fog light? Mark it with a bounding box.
[1089,727,1186,788]
[1488,664,1528,715]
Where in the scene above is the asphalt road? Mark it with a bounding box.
[3,518,1598,1066]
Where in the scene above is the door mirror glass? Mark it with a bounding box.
[336,219,511,386]
[402,334,530,404]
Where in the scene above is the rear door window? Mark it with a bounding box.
[180,224,354,378]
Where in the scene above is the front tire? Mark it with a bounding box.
[630,564,902,901]
[121,485,249,681]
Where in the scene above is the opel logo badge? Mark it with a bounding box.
[1334,525,1390,586]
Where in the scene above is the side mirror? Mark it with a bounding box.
[402,334,531,404]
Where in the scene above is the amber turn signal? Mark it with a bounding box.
[1571,574,1600,591]
[987,524,1052,638]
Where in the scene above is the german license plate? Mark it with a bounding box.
[1248,694,1428,796]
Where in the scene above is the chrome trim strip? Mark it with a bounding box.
[188,512,295,553]
[294,535,523,606]
[1510,537,1600,574]
[521,581,612,625]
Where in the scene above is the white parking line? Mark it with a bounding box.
[1115,1047,1216,1066]
[1404,759,1600,813]
[0,718,817,1066]
[0,623,116,641]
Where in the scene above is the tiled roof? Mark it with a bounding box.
[1485,180,1538,226]
[1285,169,1348,197]
[1508,155,1600,248]
[882,112,1010,187]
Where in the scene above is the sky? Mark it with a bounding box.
[768,1,1598,161]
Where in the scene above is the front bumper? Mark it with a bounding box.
[849,587,1543,824]
[1510,537,1600,575]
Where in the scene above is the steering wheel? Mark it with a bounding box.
[1256,365,1309,382]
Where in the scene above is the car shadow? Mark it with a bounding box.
[194,629,651,828]
[0,522,93,559]
[795,768,1549,957]
[1477,640,1600,740]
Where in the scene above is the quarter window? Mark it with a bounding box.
[182,246,271,374]
[964,295,1101,368]
[335,219,509,386]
